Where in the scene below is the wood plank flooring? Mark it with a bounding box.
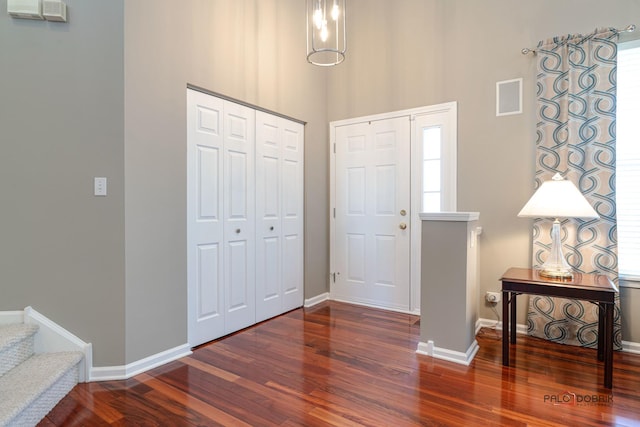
[42,301,640,426]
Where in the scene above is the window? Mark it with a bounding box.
[414,106,457,214]
[617,40,640,281]
[422,127,442,212]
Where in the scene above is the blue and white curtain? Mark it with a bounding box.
[527,28,622,350]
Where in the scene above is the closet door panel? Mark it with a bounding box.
[187,90,225,346]
[223,101,256,333]
[281,120,304,312]
[256,111,283,322]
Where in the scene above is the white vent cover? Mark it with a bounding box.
[7,0,44,20]
[42,0,66,22]
[496,78,523,116]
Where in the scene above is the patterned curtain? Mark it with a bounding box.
[527,28,622,350]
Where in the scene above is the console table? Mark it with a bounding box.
[500,267,618,389]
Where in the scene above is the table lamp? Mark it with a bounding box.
[518,173,599,279]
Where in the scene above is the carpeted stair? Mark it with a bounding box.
[0,323,82,427]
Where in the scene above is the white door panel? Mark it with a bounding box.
[334,117,411,311]
[262,237,280,298]
[283,234,302,296]
[223,101,255,333]
[227,240,249,310]
[280,120,304,312]
[256,112,304,320]
[256,112,282,322]
[187,90,225,346]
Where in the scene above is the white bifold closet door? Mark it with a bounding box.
[255,112,304,323]
[222,101,256,334]
[187,89,255,346]
[188,88,304,348]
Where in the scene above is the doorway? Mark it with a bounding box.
[329,103,457,313]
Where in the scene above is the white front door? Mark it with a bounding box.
[332,117,411,311]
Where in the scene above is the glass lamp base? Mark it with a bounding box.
[538,268,574,280]
[538,219,574,280]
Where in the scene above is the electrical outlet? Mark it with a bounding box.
[485,291,501,303]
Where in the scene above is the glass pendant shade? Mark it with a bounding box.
[518,173,599,279]
[306,0,346,66]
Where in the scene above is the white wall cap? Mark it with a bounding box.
[419,212,479,222]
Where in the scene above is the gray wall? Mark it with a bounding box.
[328,0,640,342]
[0,0,126,366]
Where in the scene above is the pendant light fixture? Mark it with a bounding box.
[306,0,346,66]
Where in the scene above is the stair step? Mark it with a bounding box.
[0,324,39,377]
[0,351,83,427]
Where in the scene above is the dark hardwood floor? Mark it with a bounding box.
[41,301,640,426]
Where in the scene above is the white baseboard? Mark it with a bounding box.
[304,292,330,307]
[329,296,416,315]
[476,317,640,355]
[90,344,192,382]
[2,308,191,383]
[0,310,24,325]
[621,341,640,354]
[23,306,93,383]
[416,340,479,366]
[475,318,528,336]
[306,292,420,314]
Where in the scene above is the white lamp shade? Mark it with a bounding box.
[518,173,599,219]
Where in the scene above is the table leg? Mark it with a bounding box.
[604,303,614,389]
[598,302,604,362]
[502,290,509,366]
[510,293,517,345]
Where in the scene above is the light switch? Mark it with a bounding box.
[7,0,44,20]
[94,177,107,196]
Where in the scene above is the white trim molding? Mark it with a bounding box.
[416,340,479,366]
[90,344,192,382]
[0,310,24,325]
[23,306,93,383]
[621,341,640,355]
[304,292,330,308]
[475,318,528,336]
[330,296,417,315]
[419,212,479,222]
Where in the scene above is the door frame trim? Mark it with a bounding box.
[329,102,458,314]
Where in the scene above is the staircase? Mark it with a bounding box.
[0,323,83,426]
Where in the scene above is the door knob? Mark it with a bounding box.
[400,209,407,216]
[399,223,407,230]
